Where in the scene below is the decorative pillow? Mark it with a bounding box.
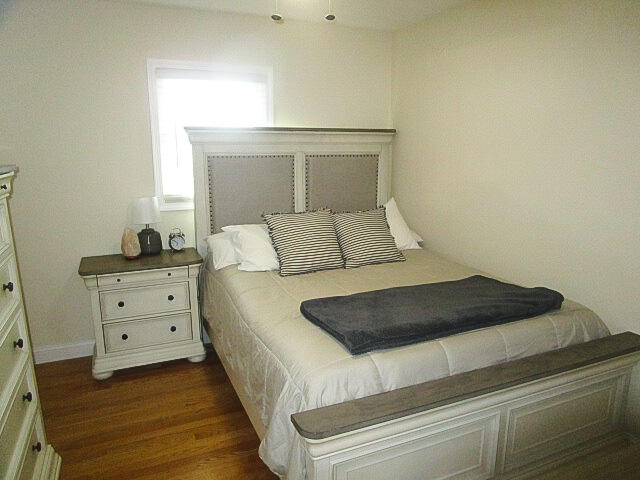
[383,198,421,250]
[221,224,279,272]
[332,208,405,268]
[205,231,239,270]
[263,210,344,276]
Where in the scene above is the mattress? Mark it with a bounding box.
[201,249,609,479]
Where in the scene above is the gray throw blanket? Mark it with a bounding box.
[300,275,564,355]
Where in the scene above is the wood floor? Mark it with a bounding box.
[35,352,640,480]
[535,438,640,480]
[34,351,277,480]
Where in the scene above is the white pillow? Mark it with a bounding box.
[205,232,239,270]
[383,198,422,250]
[221,224,279,271]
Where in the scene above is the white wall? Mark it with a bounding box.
[392,0,640,428]
[0,0,392,351]
[3,0,639,430]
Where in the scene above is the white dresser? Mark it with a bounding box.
[0,169,61,480]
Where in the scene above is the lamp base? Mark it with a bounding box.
[138,228,162,255]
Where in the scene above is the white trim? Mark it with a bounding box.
[159,200,194,212]
[33,340,95,364]
[146,59,274,212]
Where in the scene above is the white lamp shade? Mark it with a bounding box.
[131,196,161,225]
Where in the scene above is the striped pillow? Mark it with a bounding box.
[332,208,405,268]
[264,210,344,276]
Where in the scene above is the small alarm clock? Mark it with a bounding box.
[168,228,186,252]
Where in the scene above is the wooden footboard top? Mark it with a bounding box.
[291,332,640,440]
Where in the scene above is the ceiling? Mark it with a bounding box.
[119,0,471,31]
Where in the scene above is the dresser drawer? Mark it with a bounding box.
[18,419,40,480]
[97,266,188,287]
[100,281,190,321]
[103,312,192,353]
[0,179,12,198]
[0,201,13,257]
[0,368,35,479]
[0,310,27,400]
[0,255,19,321]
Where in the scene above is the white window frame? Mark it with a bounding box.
[147,59,274,211]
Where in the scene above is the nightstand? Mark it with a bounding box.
[78,248,206,380]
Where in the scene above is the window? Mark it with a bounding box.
[147,60,273,210]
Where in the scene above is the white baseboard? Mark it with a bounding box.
[33,340,95,364]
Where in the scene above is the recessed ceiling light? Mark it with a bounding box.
[270,0,335,24]
[325,0,336,21]
[271,0,282,22]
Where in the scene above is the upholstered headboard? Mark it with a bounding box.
[186,127,396,255]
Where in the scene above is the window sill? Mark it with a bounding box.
[159,200,194,212]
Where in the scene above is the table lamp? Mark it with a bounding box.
[132,196,162,255]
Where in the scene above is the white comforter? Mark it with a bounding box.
[201,249,609,479]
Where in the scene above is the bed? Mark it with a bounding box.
[187,127,639,480]
[201,249,609,478]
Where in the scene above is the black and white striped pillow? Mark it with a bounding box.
[332,208,405,268]
[264,209,344,276]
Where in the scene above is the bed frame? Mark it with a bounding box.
[292,333,640,480]
[187,127,640,479]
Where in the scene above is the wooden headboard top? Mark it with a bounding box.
[186,126,396,135]
[186,127,396,256]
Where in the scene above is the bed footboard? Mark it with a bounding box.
[292,333,640,480]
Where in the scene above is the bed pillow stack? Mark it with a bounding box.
[263,209,344,276]
[210,199,420,276]
[332,208,405,268]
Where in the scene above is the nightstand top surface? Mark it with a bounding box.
[79,248,202,276]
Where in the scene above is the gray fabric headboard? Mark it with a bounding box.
[187,127,395,246]
[305,154,378,212]
[207,154,295,233]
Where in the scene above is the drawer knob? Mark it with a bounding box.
[170,325,177,332]
[14,338,24,349]
[121,333,128,341]
[23,391,33,402]
[118,301,125,308]
[32,442,42,452]
[3,281,14,292]
[116,278,121,283]
[168,295,174,301]
[0,184,6,190]
[167,272,172,276]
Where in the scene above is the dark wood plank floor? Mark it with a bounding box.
[35,351,640,480]
[35,352,277,480]
[536,438,640,480]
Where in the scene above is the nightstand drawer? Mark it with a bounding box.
[100,282,190,321]
[97,266,188,287]
[0,369,35,478]
[0,255,19,321]
[0,311,26,398]
[103,313,192,352]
